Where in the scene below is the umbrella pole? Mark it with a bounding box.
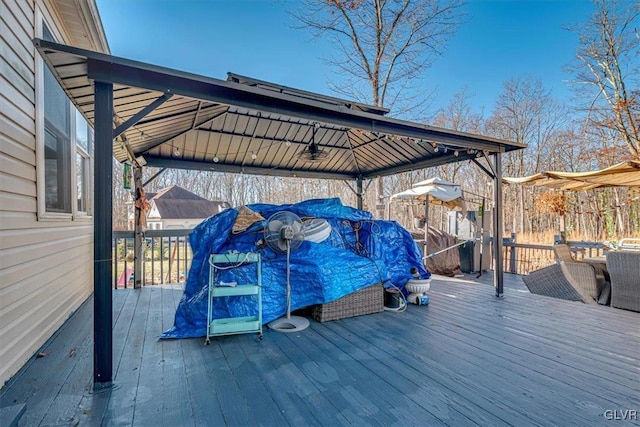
[423,197,429,269]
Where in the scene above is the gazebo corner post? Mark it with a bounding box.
[356,176,363,210]
[423,195,429,264]
[493,153,504,298]
[93,80,114,388]
[133,165,143,289]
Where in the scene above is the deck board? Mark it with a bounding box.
[1,277,639,427]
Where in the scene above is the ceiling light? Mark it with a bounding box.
[251,152,257,160]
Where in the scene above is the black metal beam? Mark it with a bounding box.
[143,155,355,180]
[143,168,167,187]
[356,177,363,210]
[93,81,113,389]
[113,93,173,138]
[471,157,495,180]
[493,154,504,297]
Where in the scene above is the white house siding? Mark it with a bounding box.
[0,0,102,387]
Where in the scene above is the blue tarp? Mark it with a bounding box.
[161,198,430,339]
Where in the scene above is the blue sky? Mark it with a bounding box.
[96,0,595,116]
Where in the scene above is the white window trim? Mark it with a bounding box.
[35,7,93,222]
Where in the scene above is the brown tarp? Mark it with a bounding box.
[411,226,463,277]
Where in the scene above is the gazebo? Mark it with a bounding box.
[34,38,526,388]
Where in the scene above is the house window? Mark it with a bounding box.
[75,110,92,213]
[40,23,93,217]
[43,64,71,213]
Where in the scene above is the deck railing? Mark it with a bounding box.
[113,229,193,288]
[502,239,608,275]
[112,229,608,284]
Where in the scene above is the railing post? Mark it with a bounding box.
[510,232,517,274]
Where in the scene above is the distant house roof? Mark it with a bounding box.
[149,186,230,219]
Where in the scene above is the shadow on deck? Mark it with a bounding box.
[1,277,638,426]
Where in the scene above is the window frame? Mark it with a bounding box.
[35,10,93,221]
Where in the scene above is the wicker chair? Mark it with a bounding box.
[522,262,598,304]
[554,243,608,292]
[606,251,640,312]
[553,244,576,262]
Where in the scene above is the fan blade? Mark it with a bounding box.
[277,239,289,252]
[268,220,283,231]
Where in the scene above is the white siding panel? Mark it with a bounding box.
[0,263,92,386]
[0,92,35,135]
[0,171,36,197]
[0,131,35,164]
[2,152,35,182]
[3,0,34,39]
[0,38,34,98]
[0,191,36,214]
[0,2,35,57]
[0,74,35,114]
[0,231,93,290]
[0,224,91,251]
[0,115,35,151]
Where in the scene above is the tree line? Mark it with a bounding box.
[113,0,638,243]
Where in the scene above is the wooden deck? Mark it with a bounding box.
[1,276,639,426]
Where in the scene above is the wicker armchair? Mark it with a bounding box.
[522,262,597,304]
[554,243,607,292]
[606,251,640,312]
[553,244,576,262]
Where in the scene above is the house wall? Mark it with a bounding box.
[0,0,106,387]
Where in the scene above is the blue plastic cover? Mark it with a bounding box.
[161,198,430,339]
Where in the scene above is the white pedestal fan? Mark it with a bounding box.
[264,211,309,332]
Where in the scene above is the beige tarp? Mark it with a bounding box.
[503,160,640,191]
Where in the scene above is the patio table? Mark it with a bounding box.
[582,256,610,305]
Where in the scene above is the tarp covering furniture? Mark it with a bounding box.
[161,198,429,338]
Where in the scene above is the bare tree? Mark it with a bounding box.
[568,0,640,160]
[487,77,566,235]
[292,0,465,116]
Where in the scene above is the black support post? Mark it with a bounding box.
[356,177,363,210]
[94,81,114,388]
[493,153,504,297]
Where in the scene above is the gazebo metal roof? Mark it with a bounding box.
[35,38,525,180]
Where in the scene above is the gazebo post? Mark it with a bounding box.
[93,81,114,388]
[493,153,504,297]
[356,176,363,210]
[133,165,143,289]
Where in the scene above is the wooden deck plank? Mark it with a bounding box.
[347,309,607,425]
[218,337,290,426]
[1,280,638,427]
[429,280,640,379]
[316,317,544,426]
[155,286,194,426]
[234,330,324,426]
[426,291,639,393]
[96,288,153,425]
[2,296,95,427]
[284,325,466,426]
[254,330,351,426]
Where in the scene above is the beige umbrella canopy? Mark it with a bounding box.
[503,160,640,191]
